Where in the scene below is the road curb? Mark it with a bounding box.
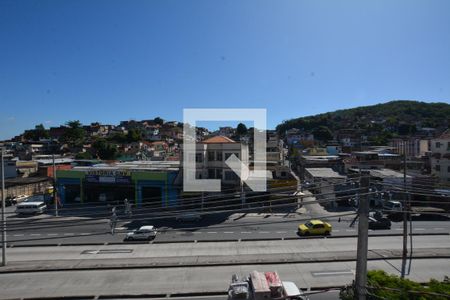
[7,232,449,248]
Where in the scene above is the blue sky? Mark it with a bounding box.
[1,0,450,139]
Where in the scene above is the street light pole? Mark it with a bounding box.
[1,148,6,266]
[52,153,58,217]
[401,141,408,278]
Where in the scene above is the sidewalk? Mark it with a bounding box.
[301,190,356,221]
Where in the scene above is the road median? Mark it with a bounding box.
[1,247,449,274]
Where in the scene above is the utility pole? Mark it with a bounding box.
[1,148,7,266]
[401,142,408,278]
[52,153,58,217]
[355,171,370,300]
[110,206,117,235]
[240,180,246,208]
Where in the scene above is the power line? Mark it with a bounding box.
[4,191,366,232]
[2,211,358,244]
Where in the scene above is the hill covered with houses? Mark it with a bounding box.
[276,100,450,145]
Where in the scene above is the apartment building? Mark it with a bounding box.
[430,130,450,183]
[389,138,430,157]
[193,136,249,186]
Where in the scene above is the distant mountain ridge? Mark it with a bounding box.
[276,100,450,140]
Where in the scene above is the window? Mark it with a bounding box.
[225,171,239,181]
[207,151,215,161]
[216,168,222,179]
[436,142,441,148]
[195,153,203,163]
[313,224,324,229]
[225,152,239,160]
[217,152,223,161]
[448,166,450,173]
[435,165,440,171]
[448,142,450,150]
[208,169,215,179]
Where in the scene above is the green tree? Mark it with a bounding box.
[153,117,164,125]
[340,270,450,300]
[236,123,248,136]
[92,139,117,160]
[108,132,127,144]
[75,152,93,159]
[312,126,333,142]
[61,120,85,147]
[127,128,142,143]
[24,124,50,141]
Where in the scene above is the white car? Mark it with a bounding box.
[383,200,403,212]
[126,226,157,241]
[15,201,47,215]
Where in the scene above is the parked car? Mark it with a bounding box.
[298,219,332,236]
[125,225,157,241]
[368,217,391,230]
[5,196,17,207]
[15,201,47,215]
[176,212,202,222]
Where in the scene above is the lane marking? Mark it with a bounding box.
[415,228,425,231]
[13,234,24,237]
[224,232,234,234]
[312,270,354,277]
[30,234,41,236]
[394,228,402,231]
[276,231,287,233]
[241,232,252,234]
[346,229,355,232]
[434,228,445,230]
[258,231,270,234]
[64,233,74,236]
[207,232,217,234]
[334,230,340,232]
[47,233,58,236]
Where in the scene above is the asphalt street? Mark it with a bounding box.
[0,259,448,299]
[4,211,450,246]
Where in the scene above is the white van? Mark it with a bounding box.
[15,201,47,215]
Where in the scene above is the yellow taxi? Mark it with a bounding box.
[298,219,332,236]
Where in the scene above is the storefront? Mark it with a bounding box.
[56,163,179,207]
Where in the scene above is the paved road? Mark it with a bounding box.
[4,210,449,245]
[0,258,448,299]
[3,235,449,273]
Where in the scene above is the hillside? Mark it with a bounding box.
[276,100,450,142]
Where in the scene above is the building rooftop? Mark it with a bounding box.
[202,136,236,144]
[302,155,341,161]
[73,160,180,172]
[305,168,345,178]
[368,168,412,179]
[35,158,74,166]
[438,129,450,139]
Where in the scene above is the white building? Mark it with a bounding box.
[430,130,450,183]
[194,136,249,186]
[389,138,430,157]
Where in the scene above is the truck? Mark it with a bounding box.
[228,271,308,300]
